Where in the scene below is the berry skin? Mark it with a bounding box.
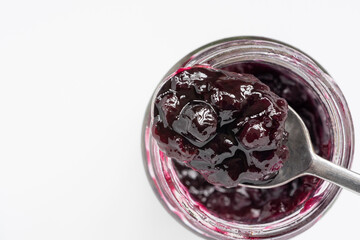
[172,101,218,147]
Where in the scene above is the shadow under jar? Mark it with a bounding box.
[142,37,354,239]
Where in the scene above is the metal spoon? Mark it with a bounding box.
[243,106,360,193]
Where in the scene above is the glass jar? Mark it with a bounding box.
[141,36,354,239]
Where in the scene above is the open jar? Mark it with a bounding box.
[141,37,354,239]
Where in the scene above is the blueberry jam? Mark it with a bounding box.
[152,66,289,187]
[170,62,331,224]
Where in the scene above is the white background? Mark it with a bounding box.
[0,0,359,239]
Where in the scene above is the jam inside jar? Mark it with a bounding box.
[142,37,354,239]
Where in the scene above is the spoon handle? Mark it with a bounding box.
[308,154,360,194]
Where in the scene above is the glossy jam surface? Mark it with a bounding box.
[172,62,331,223]
[152,66,289,187]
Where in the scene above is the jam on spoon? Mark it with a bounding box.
[152,66,289,188]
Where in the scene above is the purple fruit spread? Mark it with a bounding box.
[152,62,330,223]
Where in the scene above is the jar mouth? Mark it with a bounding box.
[143,36,354,239]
